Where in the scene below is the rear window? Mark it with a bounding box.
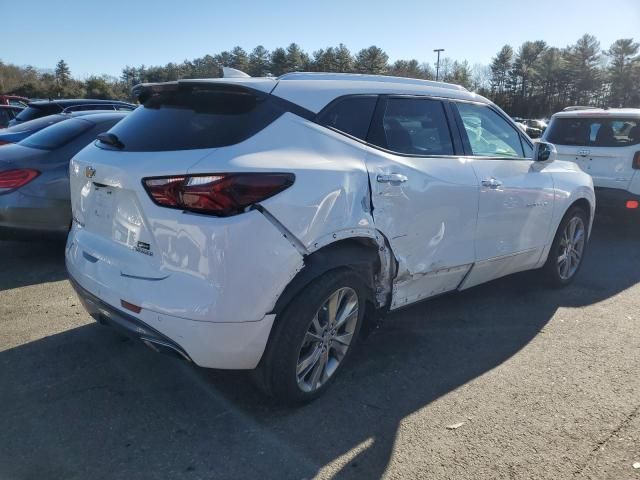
[102,85,283,151]
[5,114,66,133]
[546,117,640,147]
[15,104,61,122]
[20,118,93,150]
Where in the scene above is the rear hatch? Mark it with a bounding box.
[546,115,640,190]
[69,81,284,281]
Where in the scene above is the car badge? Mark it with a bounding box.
[578,148,590,156]
[85,166,96,178]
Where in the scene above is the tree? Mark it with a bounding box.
[490,45,513,95]
[230,46,249,72]
[248,46,271,76]
[566,34,603,105]
[84,76,117,99]
[54,59,71,97]
[270,48,287,76]
[285,43,310,72]
[334,44,354,72]
[606,38,639,107]
[354,46,388,74]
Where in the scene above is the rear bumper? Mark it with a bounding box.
[0,191,70,237]
[67,263,277,370]
[594,187,640,214]
[69,276,193,362]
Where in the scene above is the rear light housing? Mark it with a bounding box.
[627,200,639,209]
[0,168,40,194]
[142,173,295,217]
[633,151,640,170]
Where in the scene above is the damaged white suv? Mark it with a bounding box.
[67,73,595,403]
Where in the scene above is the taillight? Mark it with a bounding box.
[143,173,295,216]
[0,169,40,193]
[0,140,12,146]
[633,151,640,170]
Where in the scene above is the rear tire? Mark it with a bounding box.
[542,206,589,287]
[253,269,369,405]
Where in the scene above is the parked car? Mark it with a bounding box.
[66,73,595,404]
[0,105,24,128]
[543,108,640,214]
[521,119,547,138]
[0,95,30,107]
[8,99,136,126]
[0,110,121,146]
[0,112,129,237]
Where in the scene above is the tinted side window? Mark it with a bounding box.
[456,103,525,158]
[317,96,377,140]
[371,97,454,155]
[104,86,282,151]
[20,118,93,150]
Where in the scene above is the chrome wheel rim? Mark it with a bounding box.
[296,287,359,393]
[557,216,586,280]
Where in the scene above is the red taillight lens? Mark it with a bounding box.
[143,173,295,216]
[0,140,12,146]
[633,151,640,170]
[0,168,40,192]
[627,200,639,209]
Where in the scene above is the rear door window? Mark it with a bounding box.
[20,118,93,150]
[317,95,377,140]
[15,105,60,122]
[103,85,283,151]
[369,97,454,156]
[546,117,640,147]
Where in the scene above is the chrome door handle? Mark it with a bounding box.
[377,173,408,183]
[481,177,503,189]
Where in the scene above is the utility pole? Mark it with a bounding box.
[434,48,445,81]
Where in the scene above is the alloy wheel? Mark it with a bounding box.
[557,216,586,280]
[296,287,359,393]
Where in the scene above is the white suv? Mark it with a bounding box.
[543,108,640,215]
[66,73,595,403]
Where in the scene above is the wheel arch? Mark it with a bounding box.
[270,237,381,316]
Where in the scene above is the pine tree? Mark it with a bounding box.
[354,46,388,74]
[606,38,639,107]
[248,46,270,76]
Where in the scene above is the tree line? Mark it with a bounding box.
[1,34,638,118]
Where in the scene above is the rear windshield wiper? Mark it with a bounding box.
[97,132,125,149]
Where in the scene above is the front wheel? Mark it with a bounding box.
[253,269,368,404]
[543,206,589,286]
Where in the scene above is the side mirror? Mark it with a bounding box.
[534,141,555,162]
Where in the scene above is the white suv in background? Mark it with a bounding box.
[66,73,595,403]
[543,108,640,215]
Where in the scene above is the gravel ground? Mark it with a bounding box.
[0,217,638,480]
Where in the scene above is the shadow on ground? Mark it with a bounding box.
[0,238,67,291]
[0,218,638,479]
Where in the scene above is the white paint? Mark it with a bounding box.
[66,75,596,370]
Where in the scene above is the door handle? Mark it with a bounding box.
[481,177,503,189]
[377,173,408,183]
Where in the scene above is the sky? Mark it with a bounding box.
[3,0,640,79]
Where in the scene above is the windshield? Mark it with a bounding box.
[20,118,93,150]
[546,117,640,147]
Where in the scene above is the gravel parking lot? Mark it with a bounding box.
[1,217,639,480]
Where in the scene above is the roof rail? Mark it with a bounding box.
[61,103,136,113]
[562,106,599,112]
[277,72,468,91]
